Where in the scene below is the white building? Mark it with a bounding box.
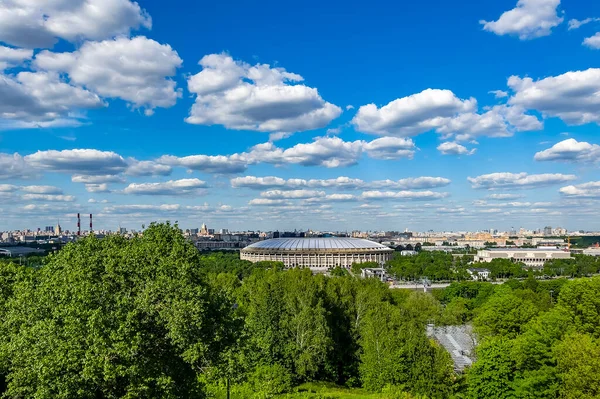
[241,237,394,271]
[475,248,571,268]
[467,268,491,281]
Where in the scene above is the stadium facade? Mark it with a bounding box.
[240,237,394,269]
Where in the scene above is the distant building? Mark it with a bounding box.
[241,237,393,270]
[543,226,552,236]
[467,268,490,281]
[401,250,418,256]
[361,268,387,281]
[475,248,571,268]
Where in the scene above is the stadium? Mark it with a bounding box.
[240,237,394,269]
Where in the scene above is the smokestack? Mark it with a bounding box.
[77,213,81,236]
[90,214,93,233]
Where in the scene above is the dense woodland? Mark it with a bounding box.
[0,223,599,398]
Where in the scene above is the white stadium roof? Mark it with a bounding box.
[243,237,392,251]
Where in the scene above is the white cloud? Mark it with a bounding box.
[72,175,125,184]
[560,181,600,198]
[268,132,293,142]
[0,153,34,179]
[25,149,127,175]
[468,172,576,189]
[304,194,358,203]
[437,105,542,141]
[487,193,525,200]
[568,18,600,30]
[158,154,248,174]
[362,137,416,160]
[260,190,325,200]
[103,204,181,214]
[352,89,476,137]
[186,53,342,133]
[85,183,111,193]
[346,105,354,110]
[508,68,600,125]
[480,0,563,40]
[22,185,63,194]
[534,138,600,162]
[0,185,18,193]
[437,142,476,156]
[22,194,75,202]
[245,136,364,168]
[123,179,208,195]
[34,36,183,113]
[0,0,151,48]
[248,198,291,206]
[161,135,418,173]
[0,71,105,127]
[353,89,539,140]
[489,90,509,99]
[583,33,600,49]
[360,190,449,200]
[125,159,172,176]
[0,46,33,70]
[231,175,451,190]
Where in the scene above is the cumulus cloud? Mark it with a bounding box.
[489,90,509,99]
[72,175,125,184]
[157,154,248,174]
[103,204,181,214]
[0,71,105,127]
[22,194,75,202]
[0,184,18,192]
[260,190,325,200]
[437,142,476,156]
[362,137,416,160]
[185,53,342,133]
[583,33,600,49]
[352,89,476,137]
[34,37,183,114]
[568,18,600,30]
[123,179,208,195]
[468,172,576,189]
[0,0,151,48]
[480,0,563,40]
[508,68,600,125]
[560,181,600,198]
[25,149,127,175]
[487,193,525,200]
[231,175,450,190]
[353,89,540,140]
[125,159,172,176]
[85,183,111,193]
[0,46,33,70]
[360,190,449,200]
[534,138,600,162]
[22,185,63,194]
[248,198,291,206]
[0,153,35,179]
[437,105,542,141]
[304,194,358,203]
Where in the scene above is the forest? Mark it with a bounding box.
[0,223,599,398]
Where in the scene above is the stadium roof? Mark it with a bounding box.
[243,237,392,251]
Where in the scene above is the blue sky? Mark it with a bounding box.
[1,0,600,232]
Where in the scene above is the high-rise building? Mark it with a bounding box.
[544,226,552,236]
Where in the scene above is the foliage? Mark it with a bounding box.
[0,222,236,398]
[386,252,469,282]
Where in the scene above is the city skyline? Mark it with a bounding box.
[2,0,600,231]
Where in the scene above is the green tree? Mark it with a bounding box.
[467,338,515,399]
[1,223,235,398]
[555,333,600,399]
